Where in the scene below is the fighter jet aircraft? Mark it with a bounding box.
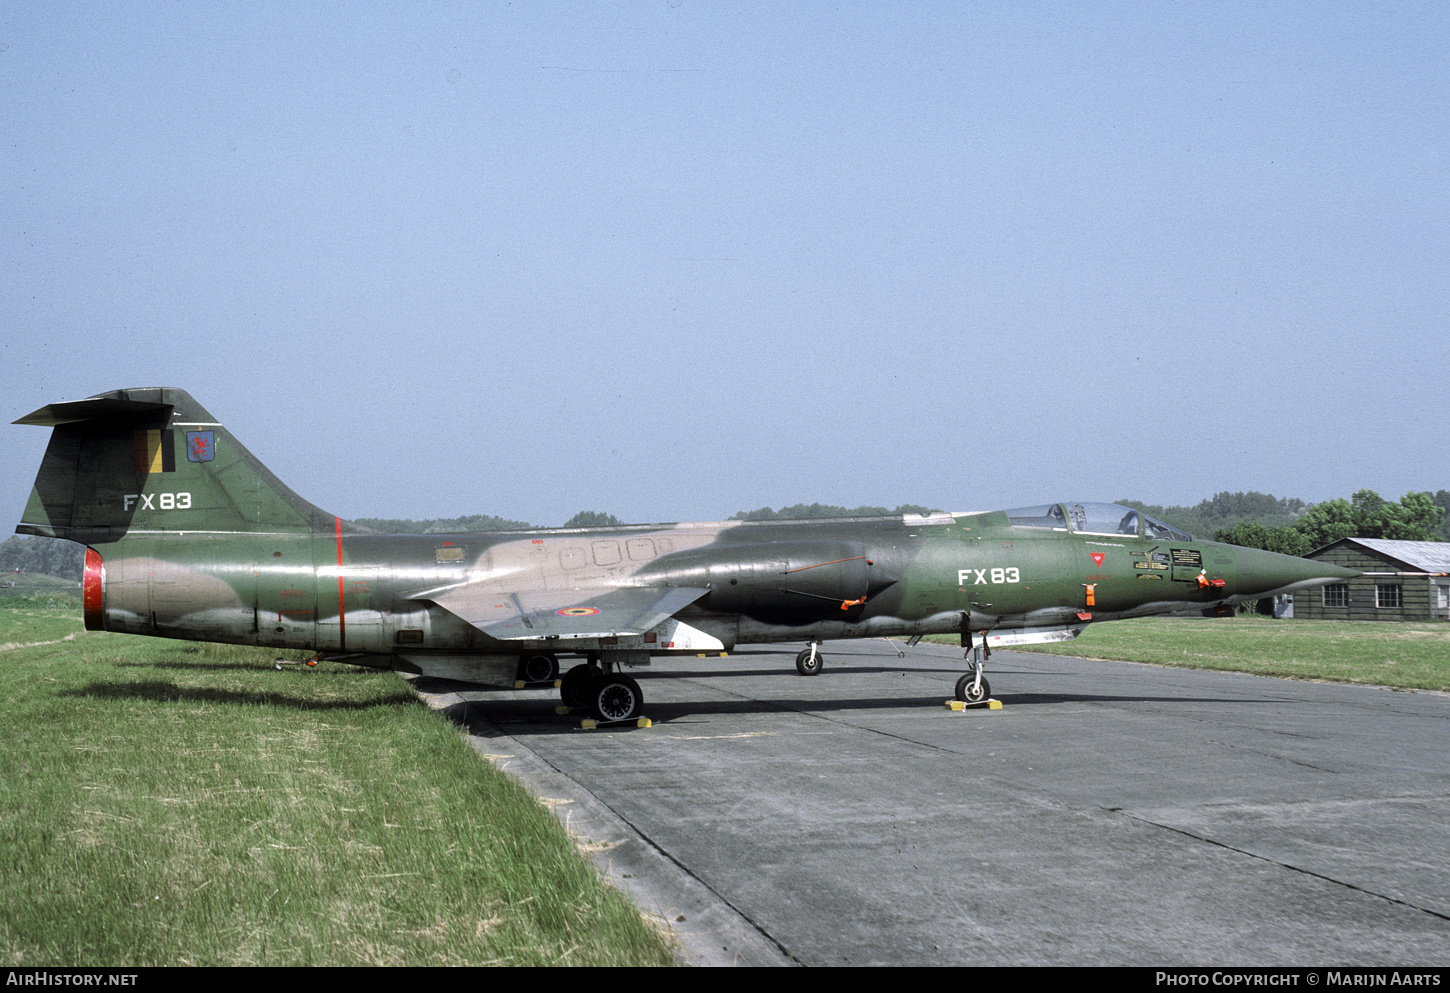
[15,388,1357,722]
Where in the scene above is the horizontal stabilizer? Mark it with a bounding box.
[14,396,173,427]
[422,584,712,642]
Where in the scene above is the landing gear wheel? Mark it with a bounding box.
[955,673,991,704]
[517,652,559,683]
[795,647,823,676]
[587,674,644,722]
[560,664,596,708]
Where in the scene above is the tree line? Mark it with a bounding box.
[0,536,85,581]
[4,490,1444,581]
[352,513,536,533]
[1201,491,1447,556]
[305,490,1450,552]
[729,503,940,521]
[359,503,945,530]
[1121,490,1449,552]
[1117,492,1308,539]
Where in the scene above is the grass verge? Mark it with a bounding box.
[0,611,674,966]
[929,615,1450,690]
[0,572,82,612]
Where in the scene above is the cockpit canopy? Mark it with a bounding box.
[1004,502,1193,541]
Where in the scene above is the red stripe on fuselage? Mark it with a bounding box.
[335,517,346,651]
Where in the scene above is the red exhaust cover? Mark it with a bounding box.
[83,547,104,631]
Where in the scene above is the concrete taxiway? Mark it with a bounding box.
[415,640,1450,966]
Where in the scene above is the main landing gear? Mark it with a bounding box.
[559,656,645,723]
[795,642,824,676]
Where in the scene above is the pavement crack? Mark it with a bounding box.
[1203,737,1344,774]
[601,816,803,965]
[1107,808,1450,923]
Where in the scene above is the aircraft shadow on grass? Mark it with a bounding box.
[60,679,409,712]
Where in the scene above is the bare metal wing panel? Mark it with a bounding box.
[421,584,712,641]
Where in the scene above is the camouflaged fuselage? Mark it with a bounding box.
[17,388,1358,687]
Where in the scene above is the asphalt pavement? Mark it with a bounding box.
[413,639,1450,966]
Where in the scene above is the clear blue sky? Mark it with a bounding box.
[3,2,1445,527]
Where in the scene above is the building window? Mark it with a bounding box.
[1376,584,1402,609]
[1323,584,1349,608]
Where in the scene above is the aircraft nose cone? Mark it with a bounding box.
[1232,545,1358,599]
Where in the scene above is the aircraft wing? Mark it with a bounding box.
[419,584,712,642]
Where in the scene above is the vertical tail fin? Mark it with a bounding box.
[15,387,369,542]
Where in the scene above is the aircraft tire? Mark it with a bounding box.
[517,652,559,683]
[586,674,643,722]
[561,664,595,708]
[795,648,824,676]
[955,673,990,704]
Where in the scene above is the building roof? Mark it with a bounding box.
[1311,538,1450,574]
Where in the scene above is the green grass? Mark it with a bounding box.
[933,615,1450,690]
[0,611,674,966]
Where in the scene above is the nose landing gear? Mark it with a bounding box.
[955,665,990,704]
[795,641,824,676]
[954,633,994,705]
